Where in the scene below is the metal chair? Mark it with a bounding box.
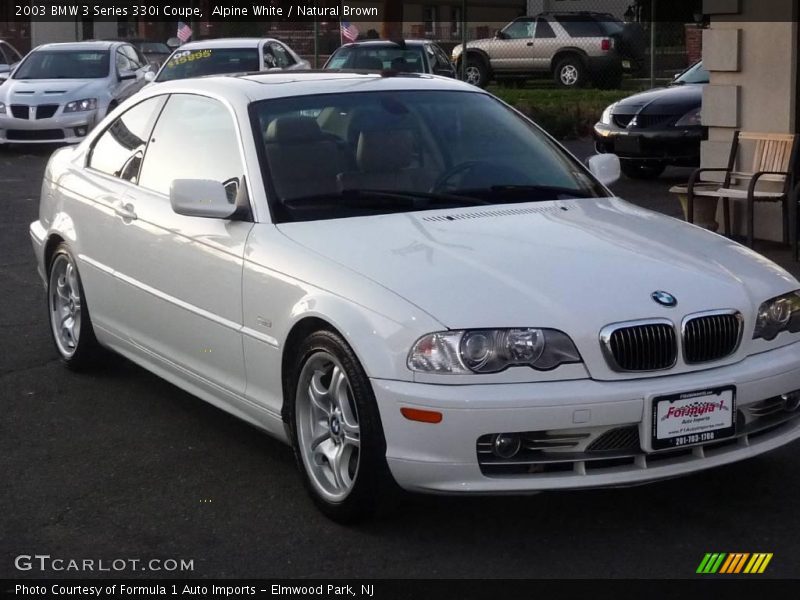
[672,131,799,247]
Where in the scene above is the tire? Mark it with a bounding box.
[553,55,585,88]
[287,329,394,523]
[463,55,489,88]
[620,161,666,180]
[47,244,103,369]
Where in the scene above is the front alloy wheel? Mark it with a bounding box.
[463,57,489,87]
[289,330,394,522]
[296,352,361,502]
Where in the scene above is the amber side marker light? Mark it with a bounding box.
[400,407,443,423]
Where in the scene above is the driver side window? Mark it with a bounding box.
[502,19,534,39]
[138,94,244,201]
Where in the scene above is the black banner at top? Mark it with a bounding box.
[4,0,800,23]
[8,1,385,23]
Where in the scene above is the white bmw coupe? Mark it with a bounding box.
[30,72,800,521]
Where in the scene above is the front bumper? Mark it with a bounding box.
[593,122,704,165]
[373,341,800,493]
[0,110,98,144]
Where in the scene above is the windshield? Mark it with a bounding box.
[251,90,605,223]
[13,50,109,79]
[326,47,426,72]
[674,61,709,84]
[157,47,259,81]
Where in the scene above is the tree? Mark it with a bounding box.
[381,0,403,39]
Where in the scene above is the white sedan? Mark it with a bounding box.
[30,72,800,521]
[145,37,309,84]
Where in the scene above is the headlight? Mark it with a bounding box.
[0,102,5,114]
[600,103,616,125]
[753,291,800,341]
[63,98,97,113]
[674,106,702,127]
[407,328,581,374]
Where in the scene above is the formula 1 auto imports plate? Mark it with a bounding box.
[651,386,736,450]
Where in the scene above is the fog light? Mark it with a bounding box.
[782,391,800,412]
[493,433,521,459]
[75,126,87,137]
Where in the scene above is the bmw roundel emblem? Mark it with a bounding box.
[651,291,677,307]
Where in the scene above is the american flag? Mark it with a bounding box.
[340,21,359,43]
[176,21,193,43]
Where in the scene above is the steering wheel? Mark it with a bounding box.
[431,160,495,193]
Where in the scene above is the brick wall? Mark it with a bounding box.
[685,25,703,65]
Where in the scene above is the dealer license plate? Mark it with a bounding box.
[651,386,736,450]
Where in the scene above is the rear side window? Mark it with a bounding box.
[535,19,556,39]
[138,94,244,199]
[556,17,604,37]
[88,95,167,182]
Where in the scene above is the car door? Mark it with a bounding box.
[490,17,536,72]
[104,93,253,396]
[429,43,456,77]
[73,94,168,336]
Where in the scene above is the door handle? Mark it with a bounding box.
[114,202,137,221]
[526,42,534,46]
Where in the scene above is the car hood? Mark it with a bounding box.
[277,198,798,377]
[0,78,105,102]
[613,83,703,114]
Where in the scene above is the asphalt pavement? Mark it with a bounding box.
[2,141,800,579]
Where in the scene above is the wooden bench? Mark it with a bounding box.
[669,131,799,248]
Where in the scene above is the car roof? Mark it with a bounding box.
[176,38,277,49]
[142,70,480,103]
[35,41,116,52]
[339,40,430,48]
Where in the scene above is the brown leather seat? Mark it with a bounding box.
[264,116,347,200]
[338,129,434,193]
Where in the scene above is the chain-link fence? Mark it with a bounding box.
[254,1,701,92]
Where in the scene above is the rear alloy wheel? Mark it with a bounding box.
[620,161,666,180]
[554,56,585,88]
[289,330,393,522]
[463,57,489,88]
[47,244,103,369]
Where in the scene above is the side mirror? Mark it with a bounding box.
[143,70,156,82]
[118,69,136,81]
[587,153,621,187]
[166,37,182,50]
[494,30,508,40]
[170,179,236,219]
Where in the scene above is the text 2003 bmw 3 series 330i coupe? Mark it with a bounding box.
[30,72,800,521]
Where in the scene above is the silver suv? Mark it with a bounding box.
[452,12,645,89]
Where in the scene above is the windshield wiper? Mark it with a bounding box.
[282,189,491,210]
[452,185,594,201]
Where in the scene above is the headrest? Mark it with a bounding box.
[354,55,384,70]
[390,57,416,72]
[357,129,413,172]
[265,117,323,143]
